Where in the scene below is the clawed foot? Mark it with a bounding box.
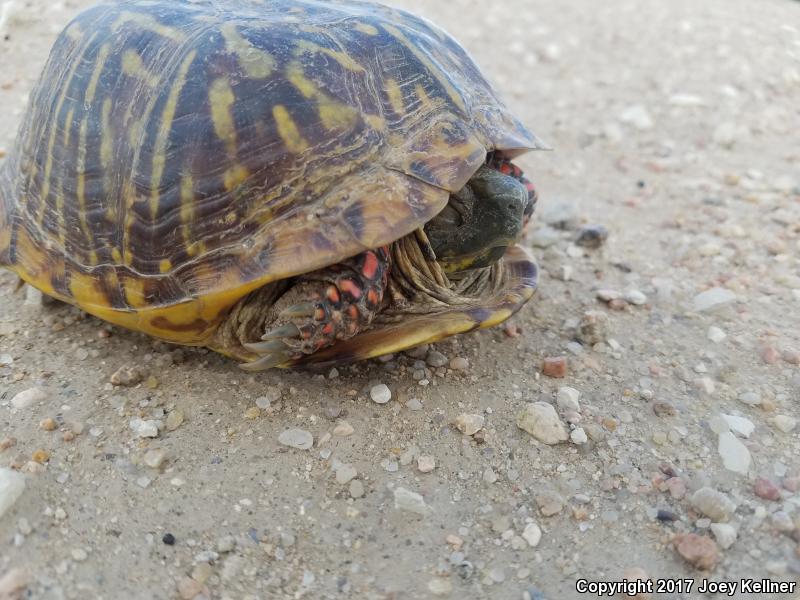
[239,248,389,371]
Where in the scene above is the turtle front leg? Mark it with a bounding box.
[240,247,391,371]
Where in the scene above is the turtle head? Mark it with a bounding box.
[424,163,533,274]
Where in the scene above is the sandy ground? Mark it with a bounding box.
[1,0,800,598]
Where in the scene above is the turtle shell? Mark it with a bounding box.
[0,0,544,345]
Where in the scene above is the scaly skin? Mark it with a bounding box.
[240,158,536,371]
[240,247,390,371]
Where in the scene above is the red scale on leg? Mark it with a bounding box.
[247,248,392,364]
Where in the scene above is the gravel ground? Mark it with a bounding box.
[1,0,800,598]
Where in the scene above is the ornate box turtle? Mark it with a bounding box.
[0,0,546,370]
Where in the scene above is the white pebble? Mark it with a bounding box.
[771,415,797,433]
[11,387,48,410]
[370,384,392,404]
[278,428,314,450]
[692,287,736,312]
[570,428,588,445]
[710,523,737,549]
[522,522,542,548]
[721,415,754,438]
[417,455,436,473]
[143,449,167,469]
[691,487,736,522]
[394,487,429,515]
[333,421,354,437]
[556,387,581,412]
[718,432,751,475]
[737,391,761,406]
[624,289,647,305]
[0,468,26,519]
[454,413,485,436]
[334,463,357,485]
[707,326,727,343]
[129,418,159,438]
[516,403,568,445]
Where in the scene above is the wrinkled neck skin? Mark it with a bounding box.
[380,229,511,318]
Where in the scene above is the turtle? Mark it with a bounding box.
[0,0,546,371]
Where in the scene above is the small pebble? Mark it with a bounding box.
[110,366,144,387]
[454,413,485,436]
[143,449,167,469]
[542,356,567,378]
[624,289,647,305]
[652,402,676,417]
[216,536,236,553]
[690,487,736,522]
[349,480,364,499]
[333,421,354,437]
[162,533,176,545]
[39,418,57,431]
[31,449,50,464]
[449,357,469,371]
[709,523,737,550]
[129,418,159,439]
[417,455,436,473]
[177,577,204,600]
[570,428,588,445]
[596,289,621,302]
[692,287,736,312]
[718,431,751,474]
[426,351,448,368]
[576,311,610,345]
[535,491,564,517]
[335,463,357,485]
[782,348,800,365]
[771,414,797,433]
[707,326,727,343]
[556,386,581,412]
[522,522,542,547]
[11,387,48,410]
[0,569,29,599]
[278,428,314,450]
[405,398,423,411]
[575,224,609,248]
[370,384,392,404]
[71,548,88,562]
[427,578,452,596]
[165,410,185,431]
[753,478,780,501]
[737,391,761,406]
[394,487,429,515]
[674,533,719,570]
[0,468,26,519]
[721,414,754,438]
[244,406,260,420]
[517,402,568,444]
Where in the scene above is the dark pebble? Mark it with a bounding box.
[656,509,678,522]
[658,462,678,478]
[575,224,609,248]
[162,533,176,545]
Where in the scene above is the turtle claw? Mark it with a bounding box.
[279,302,316,319]
[243,339,289,354]
[261,323,301,340]
[239,350,292,371]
